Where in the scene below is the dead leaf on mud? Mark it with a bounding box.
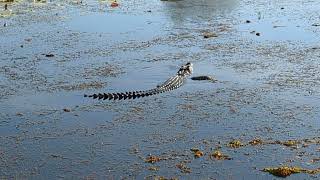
[190,148,204,158]
[228,140,243,148]
[263,166,320,177]
[210,150,232,160]
[145,155,161,163]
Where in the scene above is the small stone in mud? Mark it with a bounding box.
[3,23,7,27]
[16,112,23,116]
[63,108,71,112]
[45,53,55,57]
[203,32,218,39]
[246,20,251,23]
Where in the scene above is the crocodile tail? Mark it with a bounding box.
[84,74,187,101]
[84,90,152,101]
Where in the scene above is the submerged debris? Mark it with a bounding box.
[16,112,23,116]
[63,108,71,112]
[44,53,54,57]
[176,163,192,173]
[203,32,218,39]
[191,75,217,82]
[263,166,320,177]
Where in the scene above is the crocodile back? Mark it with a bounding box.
[84,62,193,100]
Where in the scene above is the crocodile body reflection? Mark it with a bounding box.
[161,0,238,26]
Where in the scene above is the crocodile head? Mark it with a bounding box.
[177,62,193,76]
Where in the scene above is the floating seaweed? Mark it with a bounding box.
[145,155,161,163]
[263,166,320,177]
[210,150,232,160]
[228,140,243,148]
[190,148,204,158]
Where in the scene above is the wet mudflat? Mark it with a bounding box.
[1,0,320,179]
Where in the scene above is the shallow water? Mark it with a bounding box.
[1,0,320,179]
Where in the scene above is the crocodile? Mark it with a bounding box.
[84,62,194,100]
